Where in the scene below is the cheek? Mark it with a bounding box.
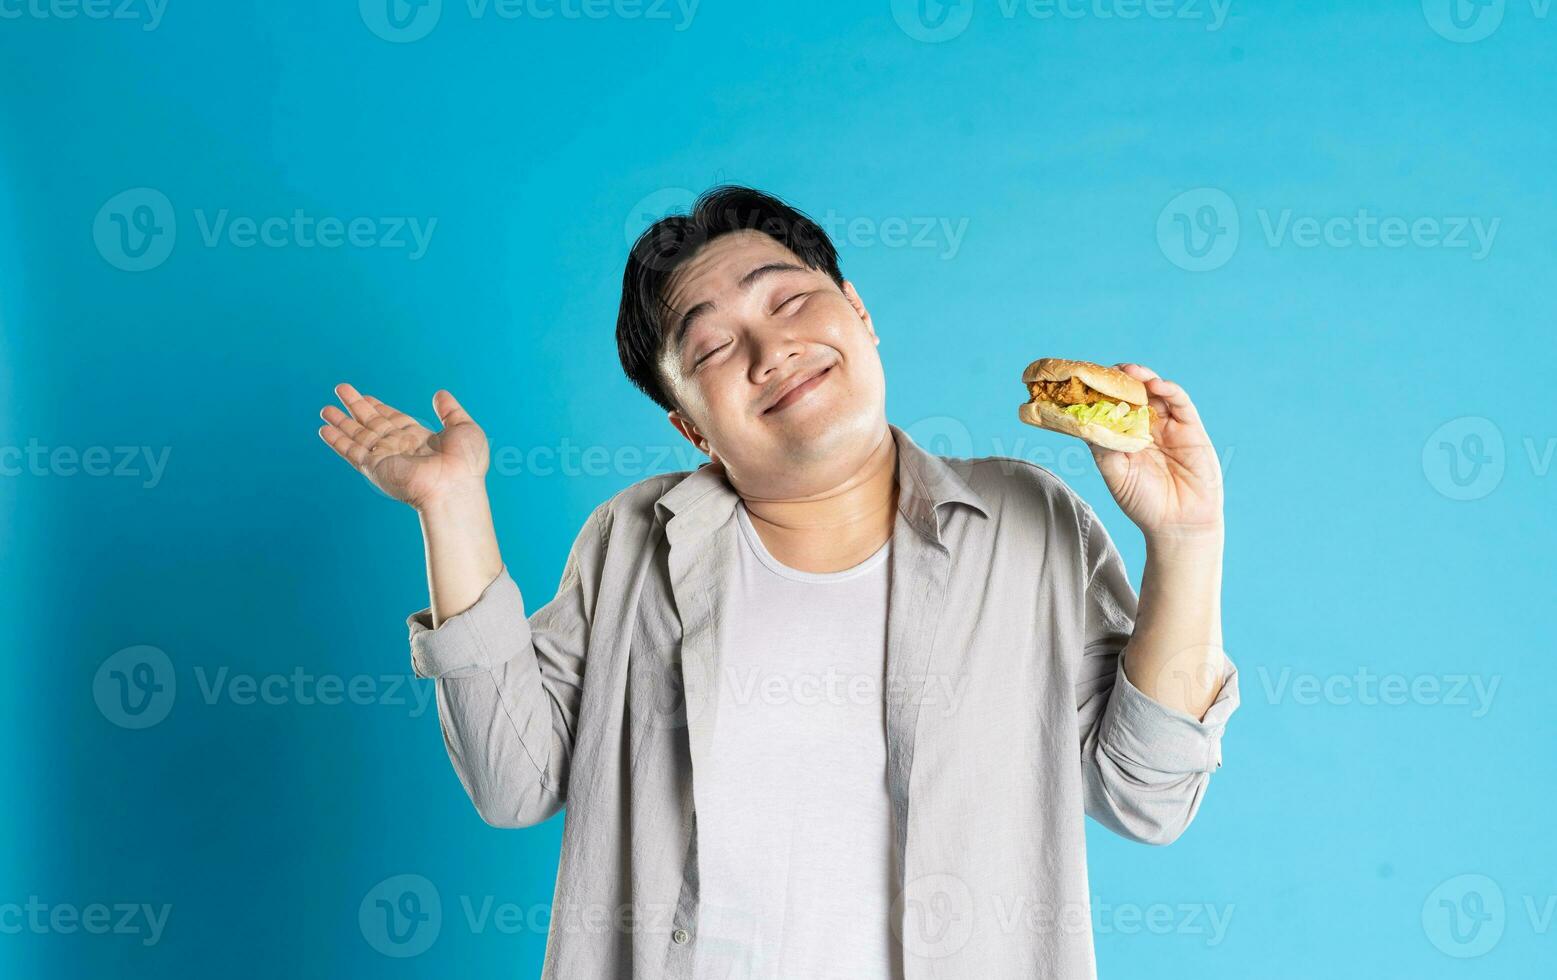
[691,364,751,425]
[813,304,870,349]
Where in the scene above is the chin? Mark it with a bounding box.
[776,401,878,454]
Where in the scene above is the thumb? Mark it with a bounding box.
[432,389,473,428]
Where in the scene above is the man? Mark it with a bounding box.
[317,186,1240,978]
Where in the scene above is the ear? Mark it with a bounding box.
[842,280,878,346]
[668,409,717,462]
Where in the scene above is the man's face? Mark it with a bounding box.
[656,229,887,498]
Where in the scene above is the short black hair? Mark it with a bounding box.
[616,184,846,415]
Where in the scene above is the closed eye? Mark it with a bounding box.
[694,341,731,367]
[776,292,809,312]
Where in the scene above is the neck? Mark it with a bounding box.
[740,427,899,574]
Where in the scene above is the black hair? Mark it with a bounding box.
[616,184,846,415]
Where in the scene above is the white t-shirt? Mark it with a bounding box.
[694,500,900,980]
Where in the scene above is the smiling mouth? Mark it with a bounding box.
[762,365,833,416]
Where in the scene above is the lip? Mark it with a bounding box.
[762,365,833,416]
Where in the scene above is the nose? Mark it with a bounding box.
[749,331,805,384]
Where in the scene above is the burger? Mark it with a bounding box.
[1019,358,1156,453]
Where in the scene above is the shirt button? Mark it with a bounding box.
[672,928,690,945]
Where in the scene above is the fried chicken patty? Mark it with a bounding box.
[1026,377,1107,405]
[1027,378,1158,422]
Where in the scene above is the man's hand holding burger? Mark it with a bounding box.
[1019,358,1228,720]
[1019,358,1222,544]
[1088,363,1223,546]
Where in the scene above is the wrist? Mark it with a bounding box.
[416,481,492,522]
[1144,522,1225,560]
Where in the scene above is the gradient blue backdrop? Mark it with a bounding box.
[2,1,1552,976]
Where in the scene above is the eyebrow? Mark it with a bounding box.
[669,261,810,357]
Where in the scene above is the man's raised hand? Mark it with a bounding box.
[317,384,489,510]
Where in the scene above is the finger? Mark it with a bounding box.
[1115,364,1170,418]
[318,424,370,469]
[362,394,421,431]
[433,389,473,428]
[320,405,375,445]
[335,383,394,435]
[1145,377,1202,427]
[1089,442,1131,481]
[1114,362,1160,383]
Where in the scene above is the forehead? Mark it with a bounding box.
[662,229,799,313]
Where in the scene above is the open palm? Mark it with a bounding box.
[1089,364,1224,538]
[318,383,488,509]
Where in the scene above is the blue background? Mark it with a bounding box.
[2,0,1552,976]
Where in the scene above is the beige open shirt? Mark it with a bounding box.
[407,422,1241,978]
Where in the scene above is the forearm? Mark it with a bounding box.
[418,485,505,628]
[1120,525,1225,720]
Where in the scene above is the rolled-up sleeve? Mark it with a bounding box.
[1075,506,1240,846]
[406,504,604,829]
